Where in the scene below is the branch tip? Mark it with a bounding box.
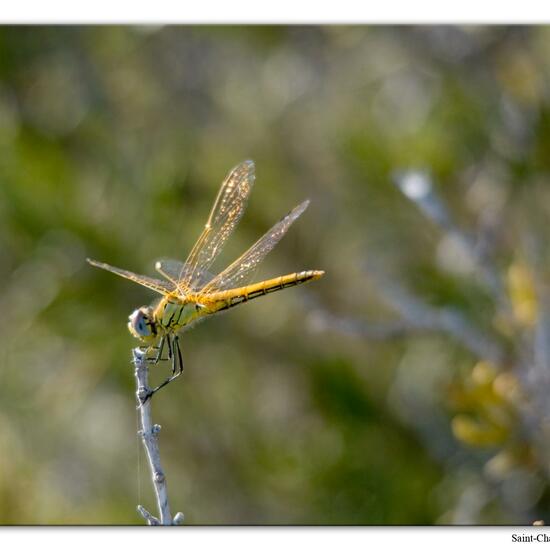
[173,512,185,525]
[137,505,160,526]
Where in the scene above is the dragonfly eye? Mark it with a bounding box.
[128,307,156,342]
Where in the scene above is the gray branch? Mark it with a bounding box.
[368,268,505,364]
[394,169,511,313]
[307,306,421,340]
[305,268,505,364]
[133,348,184,526]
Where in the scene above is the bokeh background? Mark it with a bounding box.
[1,25,550,524]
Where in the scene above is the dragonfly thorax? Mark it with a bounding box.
[154,296,206,333]
[128,306,158,343]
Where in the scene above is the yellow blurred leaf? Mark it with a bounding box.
[493,372,521,406]
[471,361,498,387]
[451,414,509,447]
[495,48,542,106]
[484,449,517,479]
[507,262,537,327]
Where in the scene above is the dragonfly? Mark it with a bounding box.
[87,160,324,402]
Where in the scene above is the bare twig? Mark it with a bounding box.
[133,348,184,526]
[374,274,504,363]
[524,233,550,378]
[394,169,510,312]
[305,295,420,340]
[303,254,505,363]
[306,274,504,364]
[308,308,416,340]
[517,233,550,462]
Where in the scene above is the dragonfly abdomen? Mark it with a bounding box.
[203,270,324,313]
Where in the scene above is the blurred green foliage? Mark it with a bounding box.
[1,25,550,524]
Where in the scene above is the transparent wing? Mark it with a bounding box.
[178,160,255,292]
[155,258,214,289]
[200,200,310,293]
[87,258,175,295]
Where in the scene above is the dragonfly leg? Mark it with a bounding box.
[151,336,166,364]
[166,335,173,362]
[174,334,184,377]
[141,336,167,365]
[140,335,184,404]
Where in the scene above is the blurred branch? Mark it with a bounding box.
[305,292,424,340]
[393,170,511,314]
[366,267,505,364]
[308,306,417,340]
[521,232,550,437]
[305,267,505,364]
[524,233,550,367]
[133,348,184,526]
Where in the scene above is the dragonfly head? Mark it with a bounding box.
[128,306,158,343]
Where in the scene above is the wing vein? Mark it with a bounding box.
[177,160,255,293]
[200,200,310,293]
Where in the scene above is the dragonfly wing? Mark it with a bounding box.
[155,258,214,289]
[200,200,310,293]
[178,160,255,292]
[87,258,175,295]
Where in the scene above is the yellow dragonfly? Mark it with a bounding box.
[87,160,324,401]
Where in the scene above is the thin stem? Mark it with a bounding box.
[394,169,512,314]
[133,347,184,526]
